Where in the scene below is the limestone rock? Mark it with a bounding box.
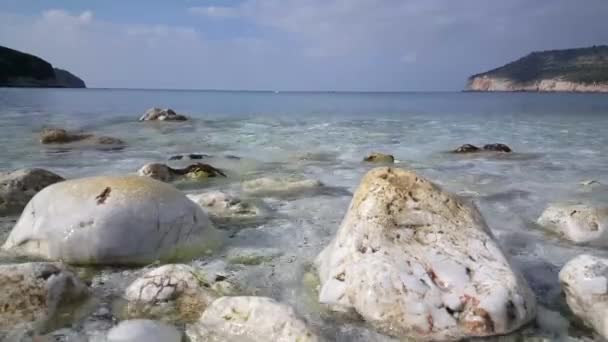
[124,264,218,322]
[107,319,182,342]
[316,167,536,341]
[138,163,226,182]
[538,203,608,246]
[186,296,319,342]
[242,177,323,197]
[2,176,222,265]
[0,168,64,216]
[139,108,188,122]
[187,191,267,223]
[559,254,608,339]
[0,263,88,334]
[363,152,395,163]
[453,144,512,153]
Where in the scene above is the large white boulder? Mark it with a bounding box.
[559,254,608,339]
[0,168,64,216]
[316,167,536,341]
[2,176,222,265]
[107,319,182,342]
[124,264,219,322]
[186,296,319,342]
[537,203,608,246]
[0,263,88,334]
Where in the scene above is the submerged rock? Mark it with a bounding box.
[453,143,512,153]
[559,254,608,339]
[40,128,124,149]
[453,144,481,153]
[0,168,64,216]
[2,175,222,265]
[186,296,319,342]
[107,319,182,342]
[169,153,210,161]
[139,108,188,122]
[0,263,88,335]
[124,264,218,322]
[242,177,323,197]
[483,143,512,153]
[40,128,90,144]
[187,191,267,223]
[537,203,608,246]
[316,167,536,341]
[138,163,226,182]
[363,152,395,163]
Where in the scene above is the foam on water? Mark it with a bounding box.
[1,89,607,340]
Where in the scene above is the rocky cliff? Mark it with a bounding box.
[467,46,608,93]
[0,46,86,88]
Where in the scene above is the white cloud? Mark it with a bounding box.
[188,6,241,18]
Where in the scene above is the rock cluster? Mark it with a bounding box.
[137,163,226,182]
[363,152,395,163]
[40,128,125,149]
[453,143,512,153]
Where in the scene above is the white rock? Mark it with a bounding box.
[107,319,182,342]
[2,176,223,265]
[242,177,323,197]
[187,191,267,222]
[0,263,88,333]
[316,167,536,341]
[559,254,608,339]
[0,168,64,216]
[186,296,319,342]
[124,264,218,322]
[137,163,173,182]
[537,203,608,246]
[139,108,187,121]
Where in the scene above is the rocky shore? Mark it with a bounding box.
[0,117,607,342]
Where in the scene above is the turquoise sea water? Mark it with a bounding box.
[1,88,608,340]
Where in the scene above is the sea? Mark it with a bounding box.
[1,88,607,340]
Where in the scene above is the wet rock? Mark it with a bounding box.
[452,144,512,153]
[138,163,226,182]
[483,143,512,153]
[186,296,319,342]
[40,128,90,144]
[316,167,536,341]
[363,152,395,163]
[538,203,608,246]
[2,176,223,265]
[40,128,124,149]
[187,191,267,223]
[0,168,64,216]
[124,264,218,322]
[453,144,481,153]
[169,153,210,161]
[242,177,323,197]
[139,108,188,122]
[107,319,182,342]
[0,263,88,335]
[226,247,282,266]
[559,254,608,339]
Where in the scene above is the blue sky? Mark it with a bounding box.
[1,0,607,91]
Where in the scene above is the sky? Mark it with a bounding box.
[1,0,607,91]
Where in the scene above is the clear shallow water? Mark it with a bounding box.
[1,88,608,340]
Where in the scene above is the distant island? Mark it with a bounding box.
[467,45,608,92]
[0,45,86,88]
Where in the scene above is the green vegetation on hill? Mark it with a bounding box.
[470,45,608,84]
[0,45,85,88]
